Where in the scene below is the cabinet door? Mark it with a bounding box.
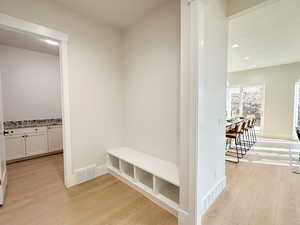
[48,127,63,152]
[5,136,26,160]
[26,134,48,156]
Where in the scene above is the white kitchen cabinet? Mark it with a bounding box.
[5,135,26,160]
[5,126,62,161]
[26,134,48,156]
[47,126,63,152]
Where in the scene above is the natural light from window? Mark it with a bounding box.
[228,85,264,131]
[294,82,300,128]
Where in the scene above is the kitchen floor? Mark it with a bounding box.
[0,155,299,225]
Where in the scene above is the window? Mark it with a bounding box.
[294,82,300,128]
[229,85,264,130]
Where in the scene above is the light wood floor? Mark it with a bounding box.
[1,155,299,225]
[203,162,300,225]
[0,154,177,225]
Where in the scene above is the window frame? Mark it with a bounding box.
[293,81,300,140]
[228,84,265,135]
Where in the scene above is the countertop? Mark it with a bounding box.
[4,119,62,130]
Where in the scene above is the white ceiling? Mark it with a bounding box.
[228,0,300,72]
[54,0,169,28]
[0,28,59,55]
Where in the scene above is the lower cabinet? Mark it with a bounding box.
[26,134,48,156]
[5,135,26,161]
[47,126,63,152]
[5,125,63,161]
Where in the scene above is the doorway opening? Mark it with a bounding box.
[0,26,64,194]
[226,0,300,166]
[0,14,72,205]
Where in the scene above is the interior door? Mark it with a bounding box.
[0,73,7,205]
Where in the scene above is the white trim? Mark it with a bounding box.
[0,72,6,204]
[261,133,297,141]
[179,0,199,225]
[95,165,108,177]
[240,159,289,167]
[70,164,108,186]
[0,13,72,188]
[200,176,226,215]
[0,13,67,41]
[59,39,73,187]
[228,0,280,20]
[0,168,7,205]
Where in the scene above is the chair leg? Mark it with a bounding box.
[234,138,240,163]
[250,129,254,146]
[240,133,248,155]
[253,127,257,143]
[246,130,252,149]
[226,138,230,150]
[251,128,256,145]
[238,134,246,157]
[243,131,249,151]
[225,138,240,164]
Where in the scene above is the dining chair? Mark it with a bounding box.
[226,121,245,163]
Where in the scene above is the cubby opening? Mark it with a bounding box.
[108,155,120,170]
[120,160,134,178]
[155,177,179,204]
[107,148,180,214]
[136,167,153,190]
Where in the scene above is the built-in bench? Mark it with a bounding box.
[107,147,180,216]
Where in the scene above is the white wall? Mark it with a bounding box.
[195,0,227,217]
[123,0,180,164]
[229,62,300,140]
[0,0,124,170]
[0,45,61,121]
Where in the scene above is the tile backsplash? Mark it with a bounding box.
[4,118,62,129]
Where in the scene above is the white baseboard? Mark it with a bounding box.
[178,210,192,225]
[68,164,108,187]
[201,176,226,215]
[95,165,108,177]
[260,133,295,141]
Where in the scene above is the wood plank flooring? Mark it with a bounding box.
[0,154,299,225]
[0,154,177,225]
[202,162,300,225]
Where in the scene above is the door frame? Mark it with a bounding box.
[0,13,73,187]
[180,0,228,224]
[0,72,7,204]
[179,0,200,224]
